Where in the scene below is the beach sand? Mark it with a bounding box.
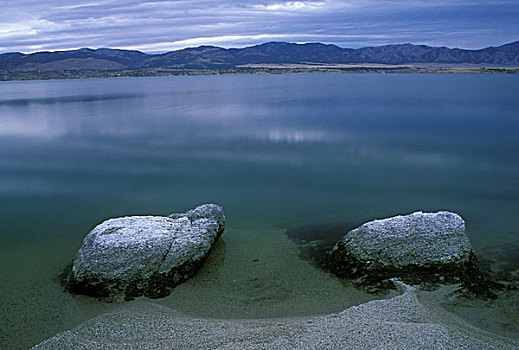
[1,225,380,348]
[34,281,518,349]
[3,225,517,348]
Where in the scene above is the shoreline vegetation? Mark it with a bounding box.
[2,41,518,81]
[2,64,519,81]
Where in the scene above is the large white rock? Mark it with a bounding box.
[67,204,225,300]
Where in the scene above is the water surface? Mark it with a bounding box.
[0,73,518,347]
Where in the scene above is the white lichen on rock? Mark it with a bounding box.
[328,211,490,294]
[67,204,225,300]
[337,211,472,267]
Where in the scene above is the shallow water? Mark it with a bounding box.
[0,73,518,347]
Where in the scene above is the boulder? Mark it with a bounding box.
[328,211,489,294]
[67,204,225,300]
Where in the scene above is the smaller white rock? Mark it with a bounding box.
[329,211,480,287]
[340,211,472,267]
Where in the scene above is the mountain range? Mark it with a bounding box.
[1,41,518,72]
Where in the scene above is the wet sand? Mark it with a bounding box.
[34,281,518,349]
[2,225,516,348]
[1,226,381,348]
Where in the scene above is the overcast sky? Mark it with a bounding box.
[1,0,518,54]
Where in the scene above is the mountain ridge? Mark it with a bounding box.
[1,41,518,74]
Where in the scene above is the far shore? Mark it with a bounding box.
[2,64,519,82]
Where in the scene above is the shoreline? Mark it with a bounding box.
[2,215,518,348]
[2,65,519,82]
[1,74,517,348]
[34,281,519,349]
[3,219,517,348]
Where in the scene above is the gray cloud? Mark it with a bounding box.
[0,0,517,53]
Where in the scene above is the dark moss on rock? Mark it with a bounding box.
[326,211,495,297]
[285,211,496,298]
[143,256,209,299]
[327,247,493,297]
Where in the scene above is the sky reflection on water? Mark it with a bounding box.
[0,74,517,246]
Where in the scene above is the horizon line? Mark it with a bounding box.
[2,39,518,56]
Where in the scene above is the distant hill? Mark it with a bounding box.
[1,41,518,75]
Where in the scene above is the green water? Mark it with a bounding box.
[0,73,518,347]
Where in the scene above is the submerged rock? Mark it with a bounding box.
[67,204,225,300]
[477,239,519,291]
[328,211,491,295]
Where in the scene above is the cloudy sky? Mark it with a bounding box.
[1,0,518,54]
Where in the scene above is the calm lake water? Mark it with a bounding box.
[1,73,518,347]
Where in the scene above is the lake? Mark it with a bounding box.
[1,73,518,347]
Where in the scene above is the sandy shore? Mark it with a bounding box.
[34,281,517,349]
